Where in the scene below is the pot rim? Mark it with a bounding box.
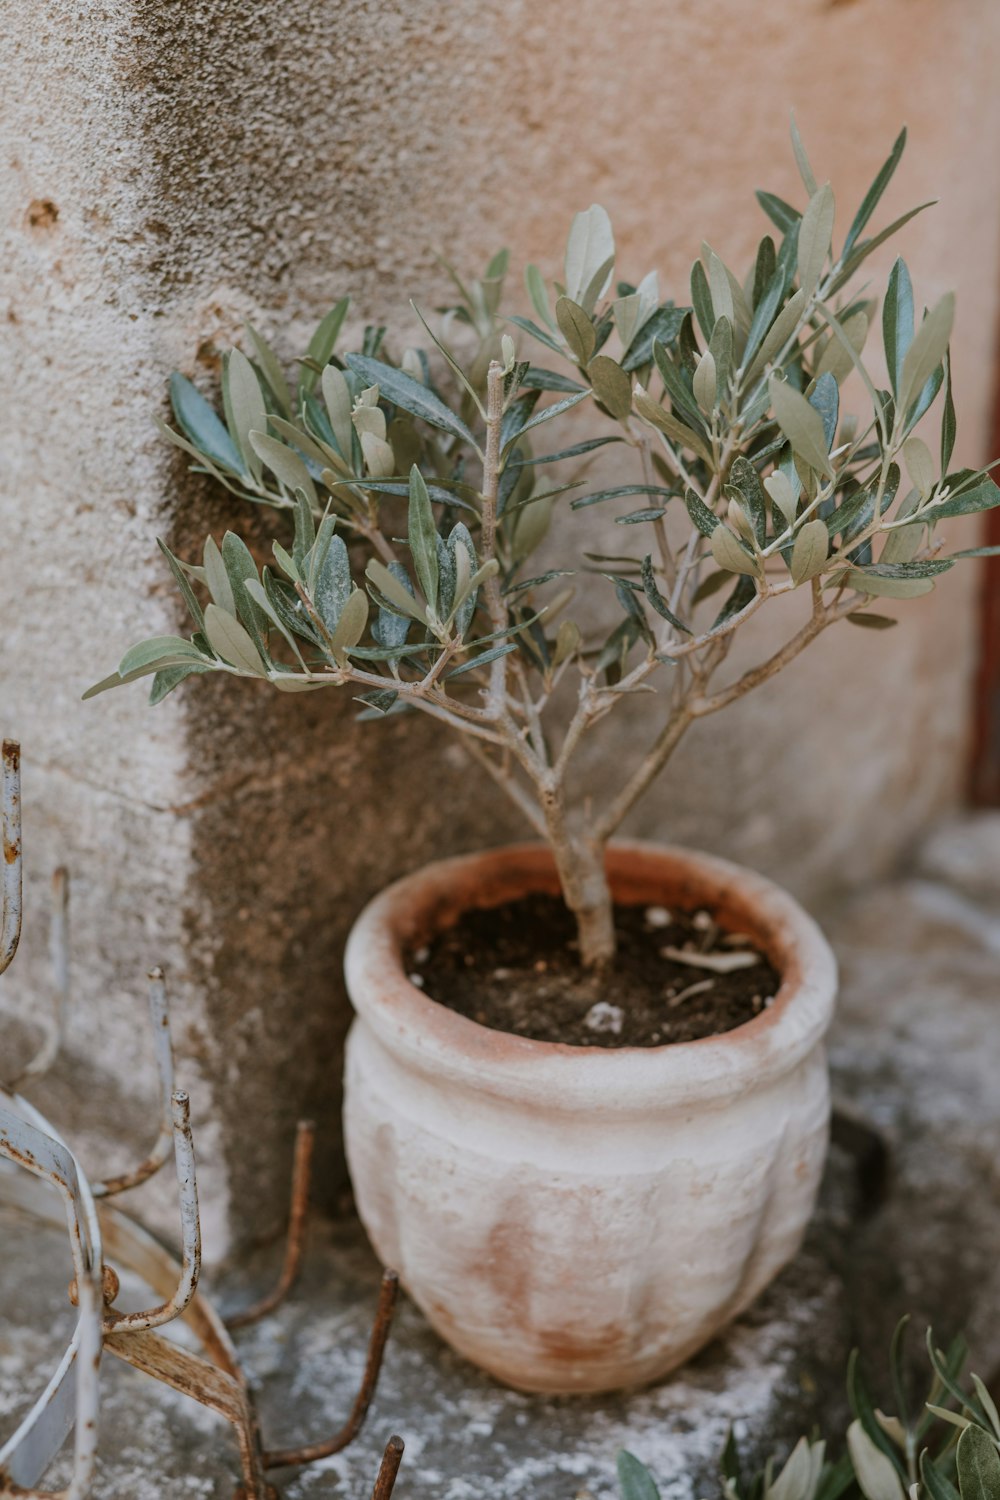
[344,840,837,1110]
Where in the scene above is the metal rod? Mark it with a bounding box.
[102,1090,202,1332]
[3,867,70,1090]
[372,1435,405,1500]
[92,967,176,1198]
[1,740,22,975]
[227,1119,315,1330]
[263,1268,399,1470]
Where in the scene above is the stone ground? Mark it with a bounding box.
[1,815,999,1500]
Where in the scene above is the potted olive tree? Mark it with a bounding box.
[90,126,999,1394]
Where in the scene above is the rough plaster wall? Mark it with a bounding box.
[2,0,1000,1243]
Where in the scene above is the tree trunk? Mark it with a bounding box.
[550,831,616,969]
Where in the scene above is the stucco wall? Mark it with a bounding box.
[2,0,999,1247]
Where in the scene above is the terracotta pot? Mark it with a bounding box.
[343,841,837,1395]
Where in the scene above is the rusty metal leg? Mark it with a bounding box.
[262,1270,399,1470]
[227,1121,315,1330]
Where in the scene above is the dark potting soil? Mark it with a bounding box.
[406,893,782,1048]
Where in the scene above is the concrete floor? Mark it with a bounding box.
[2,815,999,1500]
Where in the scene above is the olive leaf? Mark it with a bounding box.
[770,376,834,478]
[203,604,268,676]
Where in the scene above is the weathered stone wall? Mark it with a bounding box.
[3,0,999,1248]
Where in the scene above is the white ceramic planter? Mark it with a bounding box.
[343,841,837,1394]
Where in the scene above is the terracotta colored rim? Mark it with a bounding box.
[344,841,837,1111]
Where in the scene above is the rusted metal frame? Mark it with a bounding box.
[262,1268,399,1470]
[1,740,22,976]
[226,1119,315,1329]
[100,1088,202,1333]
[3,868,69,1092]
[91,967,176,1198]
[0,1094,102,1500]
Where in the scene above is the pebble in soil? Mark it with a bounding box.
[406,893,781,1047]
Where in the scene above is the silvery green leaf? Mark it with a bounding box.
[315,534,352,633]
[845,568,935,599]
[899,294,955,412]
[268,414,336,473]
[225,348,266,480]
[941,356,957,472]
[556,296,597,364]
[436,533,457,618]
[693,349,717,414]
[765,471,798,528]
[844,127,907,255]
[169,372,243,474]
[299,298,348,395]
[203,535,236,615]
[707,250,735,328]
[552,618,581,667]
[790,112,819,196]
[957,1424,1000,1500]
[245,321,292,415]
[641,554,689,632]
[846,611,898,630]
[729,456,768,544]
[345,353,478,449]
[203,604,268,675]
[711,524,760,577]
[506,388,589,448]
[409,300,486,415]
[652,338,704,428]
[354,689,399,715]
[222,532,268,655]
[521,365,586,393]
[501,391,541,452]
[366,558,428,624]
[371,560,415,648]
[847,1422,906,1500]
[525,262,555,329]
[149,663,210,704]
[685,487,720,537]
[360,430,396,478]
[445,641,517,678]
[756,191,802,236]
[816,309,868,383]
[244,577,303,658]
[157,538,205,630]
[904,360,944,433]
[797,183,835,295]
[809,371,840,449]
[570,483,674,511]
[834,201,936,288]
[451,557,497,630]
[250,430,318,503]
[709,316,733,403]
[329,588,369,656]
[321,365,354,458]
[972,1377,1000,1440]
[744,287,807,385]
[790,519,829,583]
[564,204,614,308]
[263,568,317,643]
[616,507,666,524]
[408,465,439,612]
[579,252,616,316]
[510,493,552,565]
[770,376,834,477]
[633,386,714,465]
[768,1436,813,1500]
[617,1450,661,1500]
[903,435,934,498]
[272,540,300,582]
[931,476,1000,520]
[949,545,1000,559]
[507,314,564,356]
[921,1454,962,1500]
[690,259,714,342]
[589,354,632,420]
[879,518,924,567]
[883,258,914,400]
[614,270,658,350]
[270,676,328,693]
[119,637,207,676]
[621,304,689,372]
